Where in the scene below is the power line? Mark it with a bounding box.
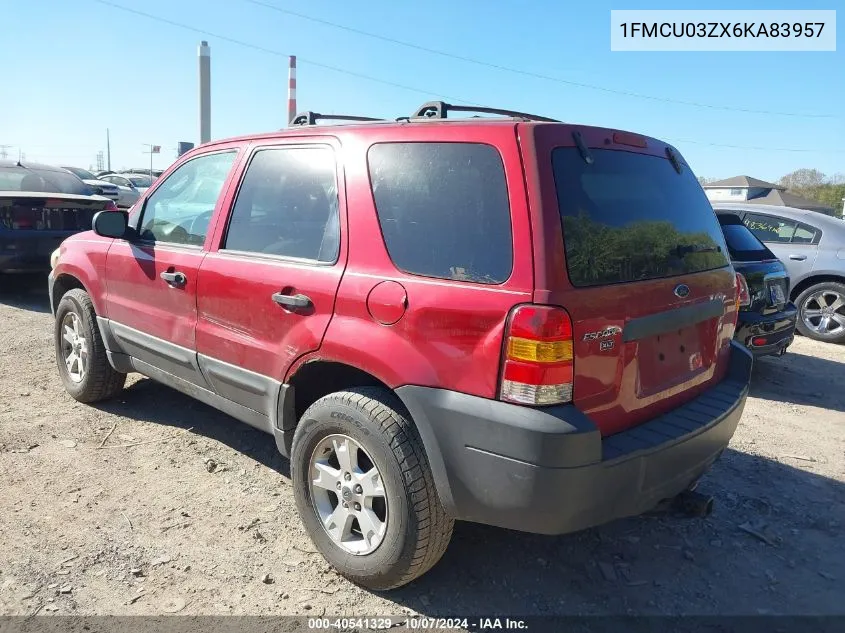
[245,0,835,120]
[90,0,841,155]
[666,138,844,154]
[92,0,481,106]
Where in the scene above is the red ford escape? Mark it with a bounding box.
[49,102,752,590]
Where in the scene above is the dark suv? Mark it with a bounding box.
[49,102,752,590]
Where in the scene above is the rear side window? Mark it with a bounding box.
[368,142,512,284]
[718,216,776,262]
[224,146,339,263]
[553,148,729,287]
[793,223,819,244]
[744,213,796,243]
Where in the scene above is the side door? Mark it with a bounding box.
[194,140,346,416]
[103,148,240,386]
[743,211,819,284]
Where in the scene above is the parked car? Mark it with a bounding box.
[61,166,120,204]
[117,173,154,191]
[716,212,797,355]
[49,102,752,590]
[713,202,845,344]
[97,174,151,208]
[0,161,116,273]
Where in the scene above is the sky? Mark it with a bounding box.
[0,0,842,181]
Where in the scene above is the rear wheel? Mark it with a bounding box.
[290,387,453,590]
[54,288,126,402]
[795,282,845,344]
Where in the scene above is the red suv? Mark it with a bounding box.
[49,102,751,590]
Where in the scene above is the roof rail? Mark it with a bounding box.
[289,111,385,127]
[411,101,559,123]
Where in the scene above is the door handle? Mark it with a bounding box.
[160,271,187,286]
[272,292,312,310]
[788,254,807,261]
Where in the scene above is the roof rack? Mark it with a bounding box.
[411,101,559,123]
[289,111,385,127]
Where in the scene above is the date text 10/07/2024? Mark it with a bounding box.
[307,617,529,630]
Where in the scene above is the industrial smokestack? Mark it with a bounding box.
[288,55,296,126]
[199,41,211,144]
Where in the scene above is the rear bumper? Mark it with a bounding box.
[396,341,752,535]
[0,232,68,273]
[736,303,797,357]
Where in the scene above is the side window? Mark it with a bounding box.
[223,146,339,262]
[792,223,819,244]
[138,151,236,246]
[743,213,796,243]
[367,142,513,284]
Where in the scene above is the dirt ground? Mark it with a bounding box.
[1,275,843,618]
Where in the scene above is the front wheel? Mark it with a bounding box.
[54,288,126,402]
[290,388,453,590]
[795,282,845,344]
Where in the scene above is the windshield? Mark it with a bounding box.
[553,148,730,287]
[64,166,96,181]
[129,176,152,187]
[0,166,93,195]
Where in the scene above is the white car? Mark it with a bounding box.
[98,173,153,209]
[61,167,120,204]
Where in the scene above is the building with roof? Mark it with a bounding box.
[702,175,835,216]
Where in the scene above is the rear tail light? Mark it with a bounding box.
[500,305,574,406]
[735,272,751,309]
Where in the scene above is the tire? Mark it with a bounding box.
[794,281,845,344]
[54,288,126,402]
[290,387,453,590]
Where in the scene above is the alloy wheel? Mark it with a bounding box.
[309,434,388,555]
[60,312,88,383]
[802,290,845,337]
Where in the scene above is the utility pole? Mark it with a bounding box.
[143,144,161,180]
[106,128,111,170]
[0,145,11,160]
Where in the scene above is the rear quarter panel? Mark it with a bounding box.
[286,123,535,396]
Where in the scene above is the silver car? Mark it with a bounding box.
[98,174,152,208]
[712,202,845,343]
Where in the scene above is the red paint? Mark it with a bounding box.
[366,281,407,325]
[54,117,737,438]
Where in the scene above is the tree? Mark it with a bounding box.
[778,168,826,190]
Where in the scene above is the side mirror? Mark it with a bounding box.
[92,210,129,239]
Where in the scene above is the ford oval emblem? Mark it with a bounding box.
[674,284,690,298]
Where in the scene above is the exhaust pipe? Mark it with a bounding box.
[672,489,714,518]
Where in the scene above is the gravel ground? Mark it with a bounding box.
[1,275,843,617]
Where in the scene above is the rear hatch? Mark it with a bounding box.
[530,127,736,436]
[718,213,789,314]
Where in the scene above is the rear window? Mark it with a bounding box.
[0,166,91,195]
[553,148,729,287]
[368,142,512,284]
[718,215,776,262]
